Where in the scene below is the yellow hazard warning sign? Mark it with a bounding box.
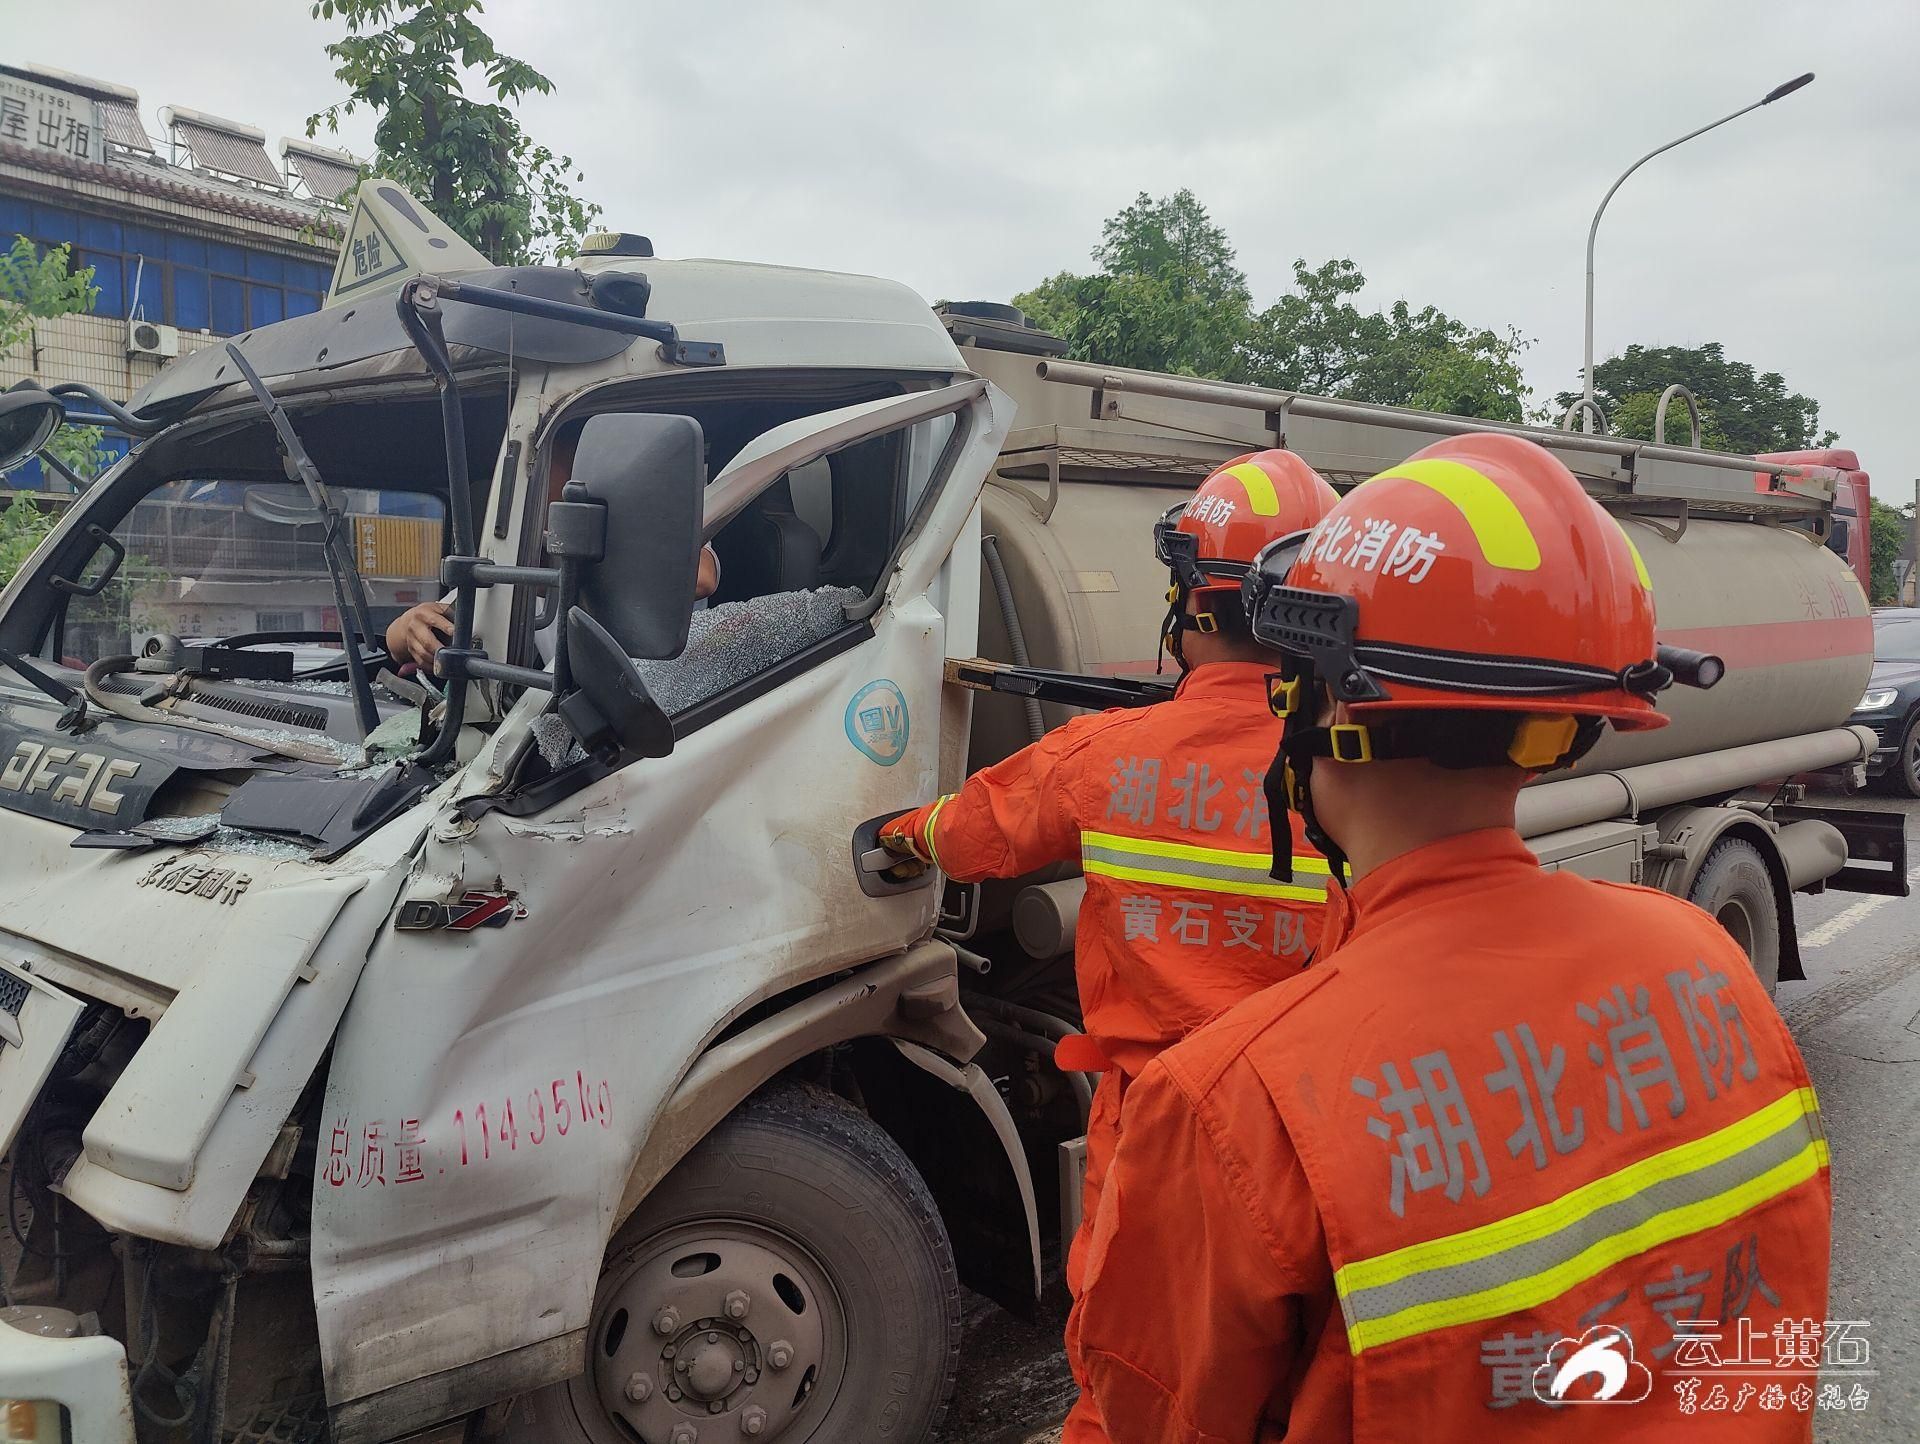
[325,180,490,308]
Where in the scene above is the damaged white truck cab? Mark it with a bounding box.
[0,185,1034,1443]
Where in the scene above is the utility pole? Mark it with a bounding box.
[1581,73,1815,433]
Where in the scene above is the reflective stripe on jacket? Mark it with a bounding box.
[880,660,1324,1079]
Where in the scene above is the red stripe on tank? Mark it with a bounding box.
[1661,615,1873,668]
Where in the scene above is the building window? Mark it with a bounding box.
[1,196,331,332]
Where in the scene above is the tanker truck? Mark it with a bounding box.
[0,184,1899,1444]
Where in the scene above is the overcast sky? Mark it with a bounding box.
[13,0,1919,497]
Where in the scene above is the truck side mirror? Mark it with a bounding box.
[1826,518,1850,557]
[567,412,705,659]
[0,387,65,471]
[558,607,676,760]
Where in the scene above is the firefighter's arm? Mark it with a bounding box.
[1069,1057,1315,1444]
[878,721,1095,880]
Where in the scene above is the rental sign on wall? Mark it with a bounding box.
[0,73,104,165]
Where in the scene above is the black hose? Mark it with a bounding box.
[131,1252,197,1431]
[970,994,1082,1043]
[981,534,1045,743]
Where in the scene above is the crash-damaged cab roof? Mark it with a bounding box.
[133,252,963,421]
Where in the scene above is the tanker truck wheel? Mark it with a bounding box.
[482,1083,960,1444]
[1687,837,1782,993]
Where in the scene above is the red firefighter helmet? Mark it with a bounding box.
[1246,433,1681,754]
[1239,434,1722,882]
[1154,450,1338,666]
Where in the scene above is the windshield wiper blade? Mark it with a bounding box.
[222,344,381,737]
[0,646,90,732]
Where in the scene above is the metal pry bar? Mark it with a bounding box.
[943,657,1173,712]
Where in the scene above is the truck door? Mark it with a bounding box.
[673,377,1014,956]
[313,379,1014,1415]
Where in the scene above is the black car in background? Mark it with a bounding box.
[1850,608,1920,796]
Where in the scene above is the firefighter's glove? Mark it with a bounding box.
[878,824,932,882]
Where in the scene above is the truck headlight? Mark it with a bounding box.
[1857,688,1900,713]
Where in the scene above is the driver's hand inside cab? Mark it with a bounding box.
[384,419,720,672]
[386,600,457,672]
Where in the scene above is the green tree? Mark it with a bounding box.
[0,488,170,635]
[0,235,109,485]
[1014,190,1253,377]
[1868,497,1908,606]
[1602,389,1735,453]
[307,0,602,264]
[1242,258,1530,421]
[1014,196,1529,420]
[0,493,57,587]
[1554,343,1836,454]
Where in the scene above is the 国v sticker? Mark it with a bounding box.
[845,679,910,766]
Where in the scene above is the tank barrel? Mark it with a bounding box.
[964,342,1870,782]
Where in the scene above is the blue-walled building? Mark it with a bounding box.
[0,66,452,650]
[0,62,349,490]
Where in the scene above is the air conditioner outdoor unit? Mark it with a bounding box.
[127,319,180,359]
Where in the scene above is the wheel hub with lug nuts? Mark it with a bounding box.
[588,1227,835,1443]
[670,1320,756,1408]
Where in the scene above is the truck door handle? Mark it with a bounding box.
[857,846,898,874]
[851,812,935,897]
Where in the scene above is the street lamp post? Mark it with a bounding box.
[1581,72,1815,433]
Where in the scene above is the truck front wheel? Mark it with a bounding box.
[486,1082,960,1444]
[1687,836,1783,992]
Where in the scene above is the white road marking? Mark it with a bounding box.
[1800,866,1920,951]
[1801,895,1898,950]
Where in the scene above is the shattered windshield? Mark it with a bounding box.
[58,479,445,669]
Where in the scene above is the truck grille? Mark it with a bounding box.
[0,975,26,1016]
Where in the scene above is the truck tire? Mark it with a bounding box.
[482,1083,959,1444]
[1687,837,1782,992]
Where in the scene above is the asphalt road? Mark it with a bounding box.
[1777,789,1920,1441]
[942,791,1920,1444]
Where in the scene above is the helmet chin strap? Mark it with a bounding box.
[1160,578,1231,676]
[1260,676,1612,891]
[1263,664,1352,890]
[1158,590,1188,676]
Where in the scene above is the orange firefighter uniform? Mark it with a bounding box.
[1070,434,1832,1442]
[883,659,1327,1272]
[1070,829,1830,1442]
[885,450,1340,1438]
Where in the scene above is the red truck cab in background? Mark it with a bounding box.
[1759,448,1873,594]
